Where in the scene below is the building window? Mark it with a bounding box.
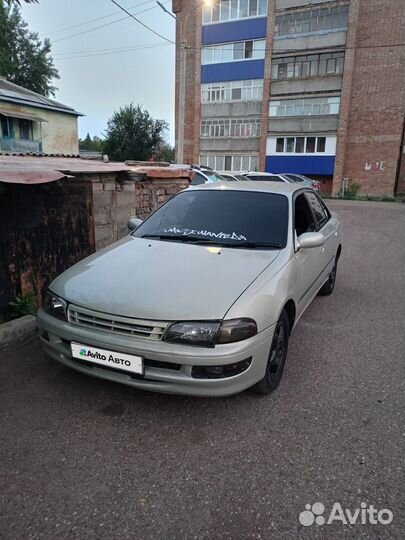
[0,115,11,137]
[18,119,33,140]
[275,5,349,37]
[201,118,261,137]
[203,0,267,24]
[271,136,328,154]
[202,39,266,65]
[201,79,263,103]
[276,137,284,152]
[200,154,259,172]
[272,52,345,80]
[269,97,340,117]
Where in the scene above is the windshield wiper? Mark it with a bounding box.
[140,234,221,244]
[225,241,282,249]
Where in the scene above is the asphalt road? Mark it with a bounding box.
[1,200,404,540]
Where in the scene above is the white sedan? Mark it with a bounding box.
[37,182,342,397]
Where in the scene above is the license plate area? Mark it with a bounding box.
[70,343,144,375]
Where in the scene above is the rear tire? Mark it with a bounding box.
[318,258,338,296]
[253,310,289,395]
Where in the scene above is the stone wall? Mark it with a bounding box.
[82,167,191,250]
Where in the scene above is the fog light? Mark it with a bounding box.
[191,358,251,379]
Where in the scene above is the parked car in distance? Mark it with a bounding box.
[190,165,224,186]
[220,173,250,182]
[241,172,292,183]
[281,173,321,192]
[169,164,225,186]
[37,182,342,398]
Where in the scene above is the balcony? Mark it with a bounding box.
[0,137,42,153]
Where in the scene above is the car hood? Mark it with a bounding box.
[50,236,280,321]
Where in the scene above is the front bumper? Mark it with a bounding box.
[37,309,274,397]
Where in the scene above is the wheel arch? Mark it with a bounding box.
[282,299,296,335]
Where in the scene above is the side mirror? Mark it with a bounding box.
[128,218,143,231]
[297,232,325,249]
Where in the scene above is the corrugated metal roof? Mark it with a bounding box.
[0,155,193,185]
[0,78,83,116]
[0,155,130,184]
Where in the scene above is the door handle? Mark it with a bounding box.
[320,247,325,253]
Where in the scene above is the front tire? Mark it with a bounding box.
[253,310,289,395]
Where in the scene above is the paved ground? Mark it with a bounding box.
[1,200,404,540]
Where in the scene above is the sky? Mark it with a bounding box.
[20,0,176,143]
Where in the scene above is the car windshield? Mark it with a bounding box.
[204,171,223,183]
[134,189,289,248]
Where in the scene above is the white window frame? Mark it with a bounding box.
[200,154,259,172]
[269,97,341,117]
[201,118,261,138]
[203,0,267,25]
[202,39,266,65]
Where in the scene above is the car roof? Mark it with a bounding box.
[188,181,307,196]
[243,171,283,176]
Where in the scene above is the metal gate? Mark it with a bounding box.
[0,178,95,320]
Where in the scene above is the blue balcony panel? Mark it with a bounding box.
[202,18,268,45]
[265,155,336,176]
[201,59,265,83]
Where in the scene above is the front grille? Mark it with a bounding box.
[68,305,168,340]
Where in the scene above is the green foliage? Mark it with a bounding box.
[79,133,104,152]
[9,291,37,318]
[103,104,168,162]
[0,3,59,96]
[344,182,361,199]
[154,142,175,163]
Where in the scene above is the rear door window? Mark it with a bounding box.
[305,192,329,229]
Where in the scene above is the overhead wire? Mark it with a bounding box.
[45,0,158,36]
[52,3,170,43]
[108,0,174,44]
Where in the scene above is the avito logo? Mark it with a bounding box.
[299,502,393,527]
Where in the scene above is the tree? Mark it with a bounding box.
[79,133,104,152]
[0,3,59,96]
[103,104,168,162]
[154,142,175,163]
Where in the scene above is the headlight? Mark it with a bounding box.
[163,321,220,347]
[163,318,257,348]
[43,291,68,321]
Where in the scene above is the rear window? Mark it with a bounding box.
[246,174,285,182]
[134,189,289,248]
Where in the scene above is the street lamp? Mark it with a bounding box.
[158,0,213,163]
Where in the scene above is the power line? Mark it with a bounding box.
[46,0,156,36]
[52,4,163,44]
[108,0,174,44]
[54,42,170,60]
[54,42,166,57]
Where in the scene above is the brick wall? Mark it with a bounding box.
[173,0,202,164]
[333,0,405,196]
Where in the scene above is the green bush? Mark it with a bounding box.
[344,182,361,198]
[9,292,37,318]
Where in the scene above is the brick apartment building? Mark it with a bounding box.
[172,0,405,195]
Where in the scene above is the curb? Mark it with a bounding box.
[0,315,38,346]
